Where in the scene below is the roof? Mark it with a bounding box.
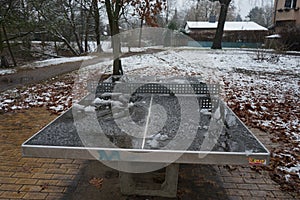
[185,21,268,31]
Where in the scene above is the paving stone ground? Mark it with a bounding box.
[0,108,89,199]
[0,107,299,199]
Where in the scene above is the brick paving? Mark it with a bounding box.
[0,108,87,200]
[213,128,299,200]
[0,107,299,199]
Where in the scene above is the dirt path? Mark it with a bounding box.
[0,48,164,92]
[0,55,112,92]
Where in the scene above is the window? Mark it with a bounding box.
[284,0,298,8]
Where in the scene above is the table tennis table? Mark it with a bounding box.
[22,75,270,197]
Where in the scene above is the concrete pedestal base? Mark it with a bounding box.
[119,163,179,198]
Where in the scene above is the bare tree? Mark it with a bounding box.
[0,0,107,67]
[184,0,236,22]
[0,0,35,67]
[104,0,167,75]
[75,0,105,53]
[33,0,99,56]
[62,0,84,54]
[33,0,79,55]
[247,5,273,28]
[92,0,103,52]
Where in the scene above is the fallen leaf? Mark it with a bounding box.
[89,177,104,189]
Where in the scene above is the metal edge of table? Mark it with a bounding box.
[22,144,270,166]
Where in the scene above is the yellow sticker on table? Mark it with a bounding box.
[248,157,266,165]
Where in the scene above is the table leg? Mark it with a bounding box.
[119,163,179,198]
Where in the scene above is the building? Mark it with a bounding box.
[184,21,269,48]
[274,0,300,31]
[272,0,300,50]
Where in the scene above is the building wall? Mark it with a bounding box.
[273,0,300,50]
[275,0,300,25]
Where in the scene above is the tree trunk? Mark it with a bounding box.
[84,15,89,52]
[111,20,122,75]
[0,23,3,55]
[165,0,169,25]
[1,56,9,68]
[1,28,9,68]
[2,24,16,67]
[93,0,103,52]
[138,18,144,48]
[195,0,200,21]
[84,4,92,53]
[70,5,84,54]
[105,0,123,75]
[211,0,231,49]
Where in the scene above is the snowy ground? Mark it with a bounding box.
[0,69,16,75]
[0,56,95,75]
[0,47,299,192]
[0,40,150,76]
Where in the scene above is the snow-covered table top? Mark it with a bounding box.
[22,77,269,166]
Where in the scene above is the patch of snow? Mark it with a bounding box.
[128,102,135,108]
[84,106,95,113]
[200,109,212,115]
[245,149,253,156]
[0,69,16,75]
[261,121,271,127]
[266,34,281,39]
[73,103,85,110]
[20,56,95,69]
[147,139,159,148]
[3,99,14,103]
[49,105,64,112]
[159,134,169,141]
[92,98,103,105]
[280,164,300,179]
